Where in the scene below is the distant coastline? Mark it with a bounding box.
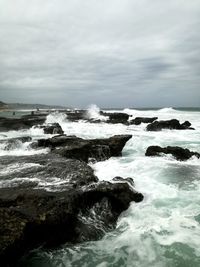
[0,101,68,111]
[0,100,199,112]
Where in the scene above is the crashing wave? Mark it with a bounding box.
[86,104,108,121]
[46,111,67,124]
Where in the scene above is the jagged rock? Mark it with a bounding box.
[146,119,194,131]
[129,117,157,125]
[0,136,32,150]
[37,134,132,162]
[38,123,64,134]
[0,154,143,266]
[145,145,200,161]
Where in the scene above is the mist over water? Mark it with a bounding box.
[0,107,200,266]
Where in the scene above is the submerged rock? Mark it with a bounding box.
[37,134,132,162]
[146,119,194,131]
[0,136,32,150]
[0,153,143,266]
[129,117,157,125]
[145,145,200,161]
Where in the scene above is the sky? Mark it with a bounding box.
[0,0,200,108]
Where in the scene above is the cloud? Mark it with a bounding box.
[0,0,200,107]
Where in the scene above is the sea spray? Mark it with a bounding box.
[86,104,108,121]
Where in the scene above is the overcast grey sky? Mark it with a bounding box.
[0,0,200,108]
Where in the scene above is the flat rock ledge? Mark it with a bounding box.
[0,116,46,131]
[37,134,132,162]
[0,154,143,266]
[145,145,200,161]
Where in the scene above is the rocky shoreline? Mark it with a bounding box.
[0,110,198,266]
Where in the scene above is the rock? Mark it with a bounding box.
[37,134,132,162]
[112,176,135,187]
[0,153,98,189]
[0,136,32,150]
[38,123,64,134]
[0,153,143,266]
[129,117,158,125]
[107,112,129,124]
[0,116,46,131]
[145,145,200,161]
[146,119,194,131]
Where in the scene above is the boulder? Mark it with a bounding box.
[37,134,132,162]
[107,112,129,124]
[38,123,64,134]
[129,117,157,125]
[145,145,200,161]
[146,119,194,131]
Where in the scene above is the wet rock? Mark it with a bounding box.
[107,112,129,124]
[145,145,200,161]
[129,117,158,125]
[0,153,143,266]
[38,123,64,135]
[146,119,194,131]
[112,176,135,187]
[37,134,132,162]
[0,116,46,131]
[0,153,98,188]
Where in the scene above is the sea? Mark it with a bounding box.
[0,106,200,267]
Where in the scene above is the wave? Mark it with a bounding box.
[157,107,177,113]
[0,140,49,156]
[86,104,108,121]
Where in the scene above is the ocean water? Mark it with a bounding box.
[0,107,200,267]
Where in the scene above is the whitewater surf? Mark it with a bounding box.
[0,106,200,267]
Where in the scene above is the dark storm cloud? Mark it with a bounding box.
[0,0,200,107]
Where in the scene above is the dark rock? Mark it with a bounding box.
[0,153,98,189]
[146,119,194,131]
[37,123,64,135]
[130,117,158,125]
[0,136,32,150]
[0,116,46,131]
[0,153,143,266]
[37,134,132,162]
[107,112,129,124]
[145,145,200,161]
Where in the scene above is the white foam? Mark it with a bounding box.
[0,141,49,156]
[0,107,200,266]
[46,111,67,124]
[86,104,108,121]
